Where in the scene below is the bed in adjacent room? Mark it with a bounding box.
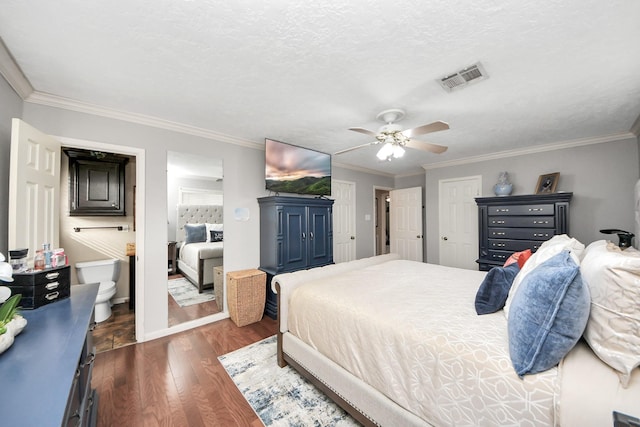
[175,204,223,293]
[273,237,640,426]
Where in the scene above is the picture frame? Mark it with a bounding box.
[535,172,560,194]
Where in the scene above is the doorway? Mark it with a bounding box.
[375,188,390,256]
[332,179,356,263]
[438,175,481,269]
[55,135,145,344]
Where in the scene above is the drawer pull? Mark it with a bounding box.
[45,291,60,300]
[533,233,550,237]
[45,272,60,280]
[45,281,59,290]
[493,220,506,224]
[82,352,96,367]
[532,220,549,224]
[496,208,509,212]
[495,232,506,236]
[529,208,544,212]
[493,243,506,247]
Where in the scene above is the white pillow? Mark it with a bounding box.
[504,234,584,318]
[581,240,640,387]
[205,223,224,242]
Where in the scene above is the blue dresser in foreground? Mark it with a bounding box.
[0,284,99,426]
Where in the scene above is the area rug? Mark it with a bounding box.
[167,277,215,307]
[219,335,360,427]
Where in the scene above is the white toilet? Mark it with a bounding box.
[75,259,120,323]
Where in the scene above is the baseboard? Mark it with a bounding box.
[112,297,129,305]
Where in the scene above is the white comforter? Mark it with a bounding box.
[287,259,559,426]
[178,241,223,270]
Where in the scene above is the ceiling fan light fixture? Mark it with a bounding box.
[376,143,394,161]
[393,145,405,158]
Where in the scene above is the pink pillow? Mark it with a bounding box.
[503,249,532,269]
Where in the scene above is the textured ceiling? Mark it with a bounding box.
[1,0,639,176]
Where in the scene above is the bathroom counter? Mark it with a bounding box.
[0,283,99,426]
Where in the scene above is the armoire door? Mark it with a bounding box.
[282,205,307,271]
[307,205,332,267]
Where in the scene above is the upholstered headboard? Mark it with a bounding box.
[176,205,223,241]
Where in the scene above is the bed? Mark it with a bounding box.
[175,205,223,293]
[273,243,640,426]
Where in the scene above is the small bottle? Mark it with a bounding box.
[43,243,52,269]
[34,249,45,271]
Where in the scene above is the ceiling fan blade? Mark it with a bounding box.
[348,127,379,138]
[334,141,376,155]
[405,138,448,154]
[402,121,449,138]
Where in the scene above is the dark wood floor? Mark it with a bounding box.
[92,315,278,427]
[93,274,222,353]
[92,303,137,353]
[168,273,221,327]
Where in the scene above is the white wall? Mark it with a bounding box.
[424,137,640,264]
[0,77,23,256]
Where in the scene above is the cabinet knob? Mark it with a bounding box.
[442,236,448,241]
[350,236,355,240]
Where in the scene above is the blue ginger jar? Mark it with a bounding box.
[493,172,513,196]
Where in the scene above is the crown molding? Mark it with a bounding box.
[24,91,263,149]
[332,160,395,178]
[422,131,635,171]
[0,38,34,99]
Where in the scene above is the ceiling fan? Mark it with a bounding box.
[335,109,449,161]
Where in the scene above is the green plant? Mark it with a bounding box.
[0,294,22,335]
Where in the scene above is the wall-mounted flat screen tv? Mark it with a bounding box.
[265,138,331,196]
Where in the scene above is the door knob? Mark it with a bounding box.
[442,236,448,241]
[350,236,355,240]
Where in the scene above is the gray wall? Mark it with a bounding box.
[167,174,223,241]
[20,102,267,335]
[0,78,23,256]
[424,138,640,264]
[332,166,394,258]
[3,96,391,336]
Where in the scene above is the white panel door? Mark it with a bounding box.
[332,179,356,263]
[9,119,61,267]
[438,176,481,269]
[390,187,423,261]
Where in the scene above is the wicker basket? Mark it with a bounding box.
[227,269,266,327]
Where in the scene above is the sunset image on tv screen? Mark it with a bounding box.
[265,139,331,196]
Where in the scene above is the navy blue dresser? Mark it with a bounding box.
[0,284,99,426]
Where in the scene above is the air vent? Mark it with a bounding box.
[438,62,488,92]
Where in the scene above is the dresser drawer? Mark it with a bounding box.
[487,250,512,263]
[12,284,71,309]
[489,228,555,240]
[489,216,555,228]
[488,239,543,252]
[8,265,71,309]
[487,204,555,216]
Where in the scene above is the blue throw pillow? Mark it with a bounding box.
[508,250,590,377]
[184,223,206,244]
[475,263,520,315]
